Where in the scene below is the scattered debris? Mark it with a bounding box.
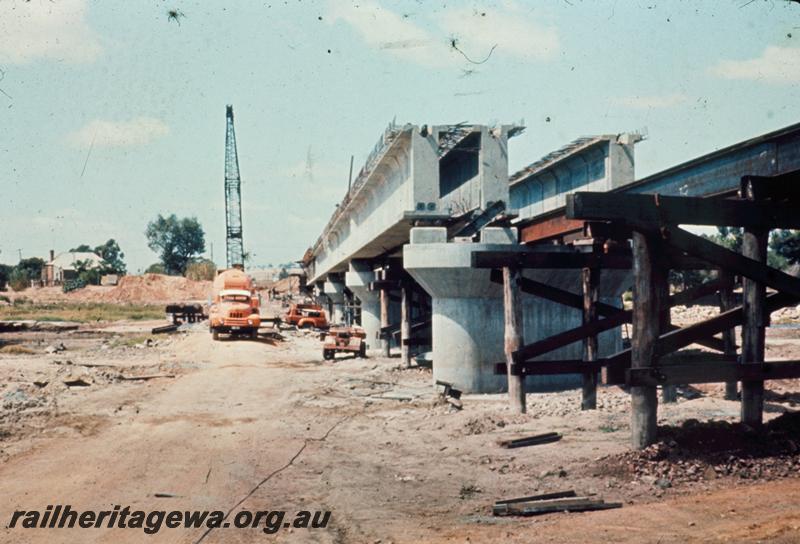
[44,343,67,354]
[498,432,562,449]
[151,323,179,335]
[63,378,91,387]
[117,374,176,381]
[493,491,621,517]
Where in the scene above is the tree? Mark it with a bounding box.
[8,268,29,291]
[145,263,166,274]
[771,230,800,266]
[15,257,45,282]
[69,240,127,275]
[94,239,126,275]
[145,214,206,275]
[0,264,12,291]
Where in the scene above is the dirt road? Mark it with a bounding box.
[2,327,800,543]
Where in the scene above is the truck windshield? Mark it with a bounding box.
[222,295,250,302]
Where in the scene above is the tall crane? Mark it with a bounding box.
[224,105,244,269]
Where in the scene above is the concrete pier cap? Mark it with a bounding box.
[345,260,380,349]
[403,226,527,393]
[404,226,627,394]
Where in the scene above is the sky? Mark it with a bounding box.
[1,0,799,273]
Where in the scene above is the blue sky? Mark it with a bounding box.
[1,0,799,272]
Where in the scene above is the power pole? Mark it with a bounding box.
[224,105,245,269]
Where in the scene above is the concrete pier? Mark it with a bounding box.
[404,226,625,394]
[322,279,345,325]
[345,261,381,351]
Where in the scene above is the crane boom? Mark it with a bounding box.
[224,105,244,268]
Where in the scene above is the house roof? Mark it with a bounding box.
[48,251,105,271]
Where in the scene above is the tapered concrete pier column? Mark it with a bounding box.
[323,279,345,325]
[345,261,380,351]
[404,227,521,393]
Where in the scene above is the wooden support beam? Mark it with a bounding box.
[400,285,411,368]
[741,171,800,201]
[380,287,390,357]
[503,267,526,414]
[473,250,632,270]
[495,360,607,376]
[511,278,728,364]
[631,231,664,449]
[719,272,739,400]
[602,290,798,384]
[627,361,800,386]
[659,274,677,404]
[582,267,599,410]
[660,226,800,299]
[567,191,800,229]
[489,268,620,315]
[741,205,768,425]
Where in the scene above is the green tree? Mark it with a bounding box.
[15,257,45,282]
[145,263,166,274]
[8,268,29,291]
[771,230,800,266]
[94,239,126,275]
[145,214,206,275]
[69,244,93,252]
[0,263,12,291]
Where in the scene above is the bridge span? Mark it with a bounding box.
[303,120,800,395]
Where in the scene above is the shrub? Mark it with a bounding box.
[8,269,29,292]
[185,259,216,281]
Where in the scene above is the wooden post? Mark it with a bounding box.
[741,227,768,425]
[581,267,599,410]
[719,272,739,401]
[400,284,411,368]
[631,232,665,449]
[380,287,390,357]
[503,267,526,414]
[660,277,677,404]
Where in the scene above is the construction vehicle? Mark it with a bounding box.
[322,325,367,360]
[284,303,328,329]
[208,268,261,340]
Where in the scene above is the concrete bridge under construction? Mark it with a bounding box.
[303,120,800,399]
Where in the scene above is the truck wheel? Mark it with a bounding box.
[249,329,258,339]
[323,349,333,360]
[212,330,220,341]
[359,344,367,358]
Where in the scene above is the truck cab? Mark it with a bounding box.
[209,269,261,340]
[284,303,328,330]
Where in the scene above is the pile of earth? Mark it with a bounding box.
[595,412,800,487]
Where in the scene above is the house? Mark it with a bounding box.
[41,250,106,286]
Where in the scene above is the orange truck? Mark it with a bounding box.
[208,268,261,340]
[284,303,328,329]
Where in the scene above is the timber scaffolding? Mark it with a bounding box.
[473,169,800,449]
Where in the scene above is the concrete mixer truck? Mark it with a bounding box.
[208,268,261,340]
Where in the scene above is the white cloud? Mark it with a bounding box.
[711,46,800,84]
[68,118,169,149]
[327,0,456,67]
[0,0,101,64]
[327,1,558,68]
[439,4,559,62]
[614,93,689,109]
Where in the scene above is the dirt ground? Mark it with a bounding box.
[2,304,800,543]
